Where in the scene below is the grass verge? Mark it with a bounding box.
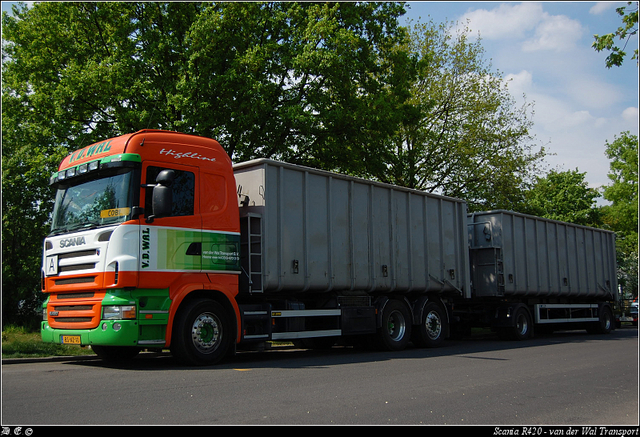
[2,325,95,359]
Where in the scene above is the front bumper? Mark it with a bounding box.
[41,319,139,346]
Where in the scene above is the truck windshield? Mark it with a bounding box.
[51,169,135,234]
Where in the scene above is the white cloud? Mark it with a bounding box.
[589,2,617,15]
[527,94,637,189]
[455,3,544,39]
[594,118,610,129]
[521,15,584,52]
[504,70,533,97]
[564,110,595,127]
[532,94,595,133]
[457,3,584,53]
[566,77,623,109]
[622,107,639,122]
[444,2,637,191]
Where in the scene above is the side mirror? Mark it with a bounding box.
[146,169,175,223]
[155,169,175,186]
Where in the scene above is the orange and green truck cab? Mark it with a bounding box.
[41,130,242,361]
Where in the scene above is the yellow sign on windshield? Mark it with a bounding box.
[100,207,131,219]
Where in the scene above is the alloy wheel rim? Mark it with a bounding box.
[191,312,222,353]
[425,310,442,340]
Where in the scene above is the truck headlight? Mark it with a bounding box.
[102,305,136,320]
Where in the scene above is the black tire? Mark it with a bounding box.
[170,299,233,366]
[373,299,412,351]
[412,301,448,348]
[587,305,614,334]
[511,306,533,340]
[92,346,141,362]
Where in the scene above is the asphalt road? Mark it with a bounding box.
[2,326,637,426]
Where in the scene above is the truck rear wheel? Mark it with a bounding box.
[587,305,613,334]
[373,299,412,351]
[171,299,232,366]
[412,301,448,348]
[511,306,533,340]
[498,305,533,340]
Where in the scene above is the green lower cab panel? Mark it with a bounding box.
[41,288,171,348]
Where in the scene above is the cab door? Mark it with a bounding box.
[138,161,202,284]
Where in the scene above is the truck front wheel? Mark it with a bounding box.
[171,299,232,366]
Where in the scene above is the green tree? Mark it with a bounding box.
[177,2,415,176]
[2,2,413,168]
[592,1,639,68]
[522,169,602,227]
[600,132,638,298]
[601,131,638,239]
[378,20,545,211]
[2,2,414,327]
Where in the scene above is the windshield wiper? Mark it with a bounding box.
[51,221,101,236]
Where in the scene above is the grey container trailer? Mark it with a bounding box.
[233,159,470,347]
[466,210,618,338]
[230,159,618,349]
[234,159,470,297]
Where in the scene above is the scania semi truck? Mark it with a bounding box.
[40,130,619,365]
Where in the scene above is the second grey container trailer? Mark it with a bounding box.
[465,210,618,339]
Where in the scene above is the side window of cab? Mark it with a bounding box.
[145,166,195,217]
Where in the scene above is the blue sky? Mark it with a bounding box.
[403,2,639,194]
[3,2,638,194]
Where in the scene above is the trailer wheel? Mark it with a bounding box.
[412,301,448,348]
[171,299,232,366]
[373,300,412,351]
[587,305,613,334]
[511,306,533,340]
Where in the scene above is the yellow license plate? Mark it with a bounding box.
[61,335,81,345]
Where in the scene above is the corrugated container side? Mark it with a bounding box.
[468,210,617,299]
[234,159,471,297]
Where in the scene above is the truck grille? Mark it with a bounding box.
[57,249,100,275]
[54,277,96,285]
[47,291,105,329]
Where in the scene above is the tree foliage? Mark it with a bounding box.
[522,169,602,227]
[2,2,413,172]
[592,1,639,68]
[592,4,638,297]
[180,2,419,177]
[600,132,638,298]
[378,20,545,211]
[1,1,414,326]
[601,131,638,238]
